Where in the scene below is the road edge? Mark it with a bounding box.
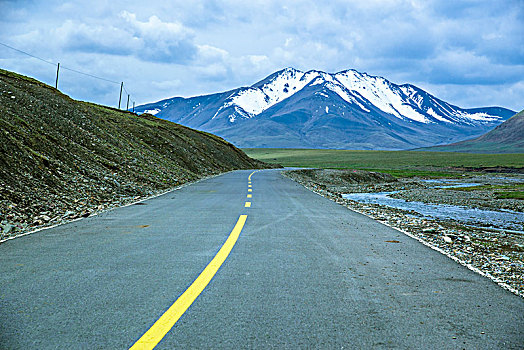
[280,171,523,298]
[0,171,235,244]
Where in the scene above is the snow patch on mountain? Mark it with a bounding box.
[323,80,370,112]
[427,107,448,122]
[334,70,429,123]
[225,68,322,116]
[227,88,267,115]
[455,110,496,121]
[144,108,161,115]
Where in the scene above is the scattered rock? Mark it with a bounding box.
[1,223,14,235]
[423,228,438,233]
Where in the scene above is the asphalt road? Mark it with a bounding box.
[1,169,522,349]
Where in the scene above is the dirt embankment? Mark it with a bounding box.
[0,69,277,240]
[284,168,523,297]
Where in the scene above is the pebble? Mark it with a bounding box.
[423,228,438,233]
[1,223,14,235]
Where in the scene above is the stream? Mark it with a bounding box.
[343,180,524,231]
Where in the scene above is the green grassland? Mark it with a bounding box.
[451,184,524,200]
[244,148,524,177]
[451,184,524,191]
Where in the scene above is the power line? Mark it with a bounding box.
[60,65,119,84]
[0,41,56,66]
[123,84,135,100]
[122,84,136,110]
[1,40,136,109]
[0,41,119,85]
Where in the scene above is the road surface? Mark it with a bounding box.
[1,169,522,349]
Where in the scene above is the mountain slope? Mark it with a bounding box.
[136,68,515,150]
[418,109,524,153]
[0,68,270,239]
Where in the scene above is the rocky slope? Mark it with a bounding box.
[419,109,524,153]
[135,68,515,150]
[0,69,272,240]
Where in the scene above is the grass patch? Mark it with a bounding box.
[495,191,524,200]
[446,183,524,200]
[244,148,524,177]
[363,169,454,178]
[450,184,524,191]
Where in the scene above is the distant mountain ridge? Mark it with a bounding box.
[418,109,524,153]
[136,67,515,150]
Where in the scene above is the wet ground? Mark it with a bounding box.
[343,180,524,231]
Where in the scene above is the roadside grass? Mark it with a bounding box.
[450,184,524,191]
[448,184,524,200]
[244,148,524,178]
[495,191,524,200]
[363,169,454,178]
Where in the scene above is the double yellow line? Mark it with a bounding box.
[130,171,257,349]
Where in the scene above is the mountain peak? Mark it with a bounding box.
[135,67,515,150]
[282,66,301,73]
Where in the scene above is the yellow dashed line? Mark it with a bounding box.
[248,189,252,192]
[245,202,251,207]
[129,215,248,350]
[247,194,252,198]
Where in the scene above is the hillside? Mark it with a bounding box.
[0,69,271,239]
[135,67,514,150]
[418,109,524,153]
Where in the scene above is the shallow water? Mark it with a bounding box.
[420,179,479,189]
[343,189,524,231]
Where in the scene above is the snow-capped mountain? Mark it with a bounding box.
[136,68,515,150]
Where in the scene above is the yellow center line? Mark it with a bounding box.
[245,202,251,207]
[248,184,252,188]
[130,215,248,350]
[248,189,252,192]
[247,194,252,198]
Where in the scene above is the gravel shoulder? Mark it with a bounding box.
[283,168,524,297]
[0,172,224,243]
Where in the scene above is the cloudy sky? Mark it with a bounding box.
[1,0,523,111]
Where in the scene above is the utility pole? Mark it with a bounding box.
[118,82,123,109]
[55,63,60,89]
[126,94,130,110]
[132,101,135,113]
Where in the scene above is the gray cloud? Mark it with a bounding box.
[0,0,522,111]
[54,12,198,63]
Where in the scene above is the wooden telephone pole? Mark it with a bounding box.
[55,63,60,89]
[118,82,124,109]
